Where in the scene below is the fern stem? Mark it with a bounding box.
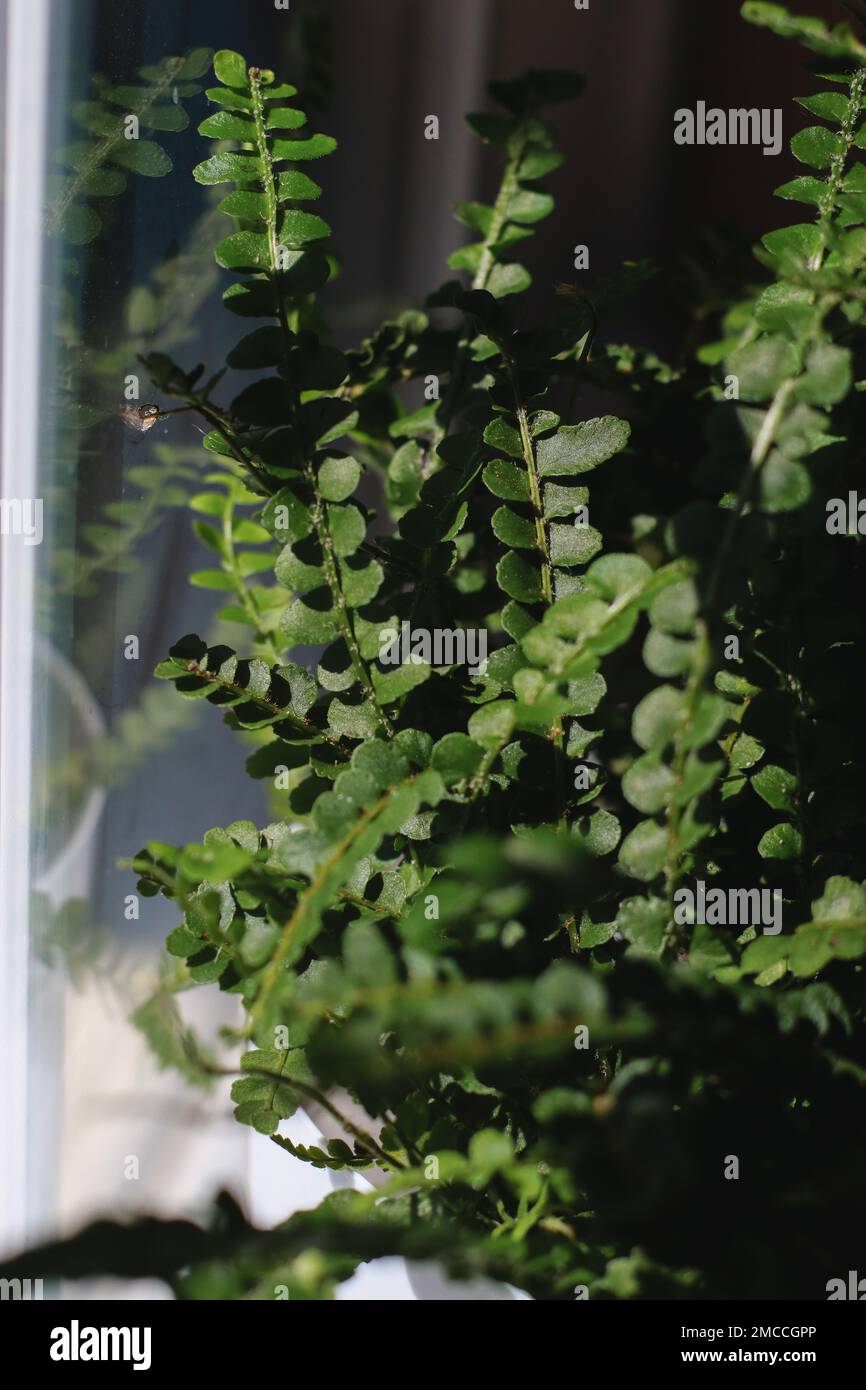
[248,68,395,739]
[201,1058,405,1171]
[248,66,296,356]
[516,397,554,604]
[502,356,567,818]
[472,132,526,290]
[183,657,348,751]
[307,473,395,736]
[810,67,866,271]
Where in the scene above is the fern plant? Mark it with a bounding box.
[8,4,866,1302]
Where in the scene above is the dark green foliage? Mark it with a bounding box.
[13,16,866,1300]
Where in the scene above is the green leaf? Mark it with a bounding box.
[318,455,362,502]
[483,459,531,501]
[796,91,850,122]
[622,753,675,815]
[58,204,101,245]
[812,875,866,922]
[109,140,172,177]
[280,594,339,644]
[492,506,537,550]
[786,929,834,978]
[761,222,823,262]
[204,86,252,112]
[215,230,271,270]
[689,923,736,975]
[576,916,615,950]
[506,189,554,224]
[193,520,224,555]
[496,551,544,603]
[758,450,811,512]
[327,503,366,558]
[266,106,307,131]
[618,820,667,882]
[223,280,277,317]
[271,134,337,161]
[190,569,235,591]
[277,169,323,201]
[343,921,397,988]
[632,686,686,753]
[278,210,331,246]
[758,822,803,859]
[729,734,764,771]
[755,283,820,338]
[518,148,564,179]
[586,553,653,600]
[574,808,620,857]
[456,201,494,235]
[213,50,249,87]
[549,522,602,567]
[372,662,431,703]
[682,693,727,750]
[465,112,514,146]
[275,542,325,591]
[795,343,852,405]
[530,411,561,438]
[431,733,485,787]
[197,110,255,141]
[643,629,696,677]
[543,481,589,518]
[180,839,253,884]
[487,262,532,297]
[194,151,262,184]
[190,491,227,517]
[751,763,797,813]
[225,326,285,370]
[616,896,668,954]
[536,418,630,477]
[262,488,313,542]
[790,124,845,169]
[483,418,524,458]
[742,3,866,59]
[774,174,827,205]
[726,336,798,402]
[467,701,517,747]
[648,579,698,635]
[231,1048,310,1134]
[328,699,379,742]
[340,557,383,606]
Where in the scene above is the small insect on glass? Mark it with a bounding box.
[117,402,195,433]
